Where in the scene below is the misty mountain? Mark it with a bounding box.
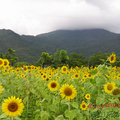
[0,28,119,64]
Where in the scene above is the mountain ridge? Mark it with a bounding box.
[0,28,119,64]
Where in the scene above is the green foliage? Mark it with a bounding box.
[52,49,61,68]
[1,29,120,64]
[89,52,110,67]
[51,49,69,68]
[60,50,69,65]
[15,62,28,67]
[5,48,18,66]
[0,48,18,66]
[35,52,53,67]
[68,53,88,68]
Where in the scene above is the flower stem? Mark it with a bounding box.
[68,100,71,120]
[11,116,14,120]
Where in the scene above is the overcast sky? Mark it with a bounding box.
[0,0,120,35]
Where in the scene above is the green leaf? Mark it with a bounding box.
[61,99,69,105]
[90,70,98,75]
[55,115,64,120]
[49,104,58,113]
[71,102,78,109]
[65,110,76,120]
[30,88,36,94]
[14,116,21,120]
[0,114,7,118]
[90,78,96,84]
[53,97,60,105]
[35,114,40,120]
[90,85,98,95]
[96,76,106,85]
[40,110,50,119]
[96,96,104,105]
[99,59,105,62]
[23,96,28,104]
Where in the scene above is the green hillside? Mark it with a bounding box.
[0,28,119,64]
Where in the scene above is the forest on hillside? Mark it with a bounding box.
[0,48,120,68]
[1,29,120,64]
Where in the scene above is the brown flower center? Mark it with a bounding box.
[107,84,113,90]
[46,78,49,81]
[110,56,114,61]
[87,95,89,98]
[43,75,46,78]
[82,104,86,108]
[4,61,7,66]
[51,82,57,88]
[63,68,66,71]
[112,88,120,95]
[23,67,27,71]
[75,74,78,77]
[0,60,3,65]
[64,88,72,96]
[8,102,18,112]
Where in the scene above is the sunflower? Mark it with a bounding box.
[23,66,28,72]
[85,94,90,99]
[0,58,4,67]
[109,53,116,63]
[74,73,80,79]
[81,87,84,90]
[104,82,116,94]
[42,73,47,80]
[48,80,59,91]
[0,85,3,94]
[2,96,24,117]
[60,84,77,100]
[3,59,10,67]
[82,78,85,82]
[80,101,88,110]
[112,88,120,96]
[61,66,67,73]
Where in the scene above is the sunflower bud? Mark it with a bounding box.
[112,88,120,96]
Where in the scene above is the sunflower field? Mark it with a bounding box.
[0,53,120,120]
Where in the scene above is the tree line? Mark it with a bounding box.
[1,48,120,68]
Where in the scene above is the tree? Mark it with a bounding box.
[52,49,61,68]
[60,50,69,66]
[35,52,53,67]
[68,53,88,68]
[51,49,69,68]
[88,52,110,67]
[5,48,18,66]
[0,48,18,66]
[0,53,5,58]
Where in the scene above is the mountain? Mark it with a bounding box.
[0,28,119,64]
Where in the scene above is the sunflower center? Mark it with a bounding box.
[8,102,18,112]
[0,60,3,65]
[75,74,78,77]
[24,67,27,71]
[4,61,7,66]
[51,82,57,88]
[110,56,114,61]
[64,88,72,96]
[107,84,113,90]
[112,88,120,95]
[63,68,66,71]
[87,95,89,98]
[82,104,86,108]
[46,78,49,81]
[43,75,46,78]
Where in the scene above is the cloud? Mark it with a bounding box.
[0,0,120,35]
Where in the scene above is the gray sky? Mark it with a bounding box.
[0,0,120,35]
